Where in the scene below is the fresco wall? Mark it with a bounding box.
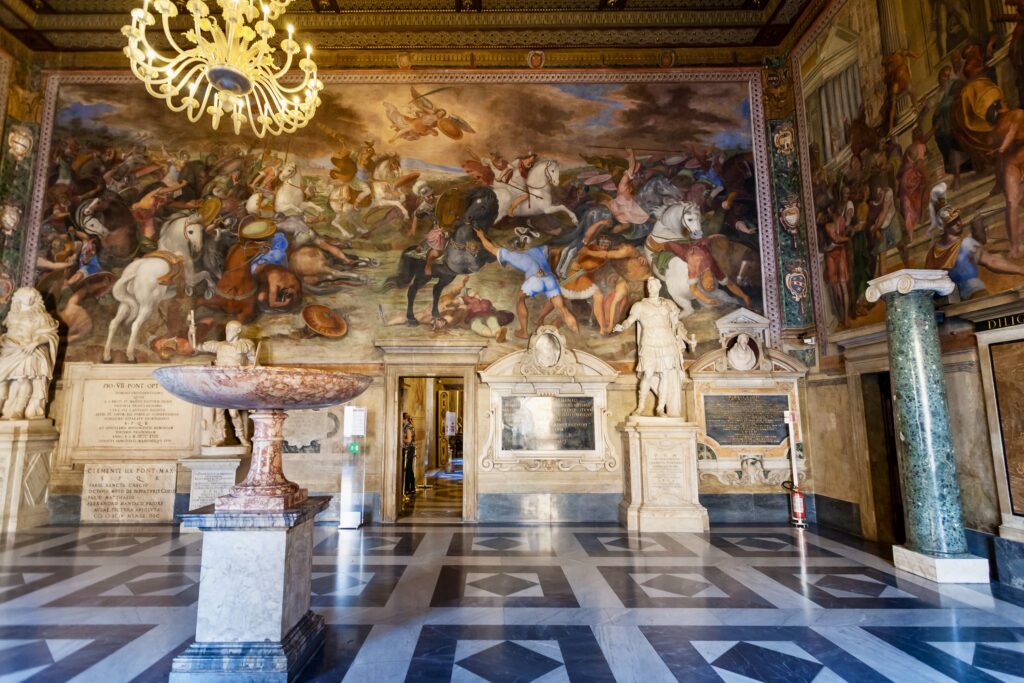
[24,73,771,367]
[800,0,1024,335]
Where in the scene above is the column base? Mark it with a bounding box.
[0,419,59,534]
[893,545,990,583]
[619,501,709,533]
[169,611,325,682]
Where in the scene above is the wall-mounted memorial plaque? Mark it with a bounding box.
[703,394,789,446]
[500,396,595,452]
[56,364,202,475]
[990,340,1024,516]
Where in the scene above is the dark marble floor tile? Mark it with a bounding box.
[708,532,839,558]
[128,638,191,683]
[447,531,557,557]
[574,532,695,557]
[756,565,945,609]
[310,563,406,607]
[45,565,200,607]
[406,624,614,682]
[642,625,888,682]
[0,529,76,551]
[865,626,1024,682]
[314,531,425,557]
[28,532,174,557]
[431,564,578,608]
[599,565,774,609]
[298,624,375,682]
[0,623,155,681]
[0,565,99,604]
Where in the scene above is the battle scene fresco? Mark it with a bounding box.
[801,0,1024,334]
[29,76,766,364]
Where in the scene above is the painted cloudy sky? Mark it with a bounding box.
[55,80,753,172]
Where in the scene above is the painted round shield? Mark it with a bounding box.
[302,304,348,338]
[665,155,685,166]
[437,117,464,139]
[238,217,276,240]
[199,197,222,226]
[435,189,464,228]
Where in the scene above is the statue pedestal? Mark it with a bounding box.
[171,497,327,682]
[178,448,247,534]
[619,416,708,533]
[0,419,58,534]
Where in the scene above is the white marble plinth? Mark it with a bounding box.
[179,452,245,534]
[893,545,990,583]
[171,497,328,682]
[619,416,709,533]
[0,419,58,534]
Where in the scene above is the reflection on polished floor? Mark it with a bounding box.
[402,457,464,522]
[1,522,1023,682]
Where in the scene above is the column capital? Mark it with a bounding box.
[866,269,955,302]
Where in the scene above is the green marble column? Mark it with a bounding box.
[866,270,967,557]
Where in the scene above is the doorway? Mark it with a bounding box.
[397,376,464,520]
[861,372,906,545]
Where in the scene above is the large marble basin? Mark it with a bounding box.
[153,365,372,411]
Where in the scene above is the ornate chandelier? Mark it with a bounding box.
[122,0,323,137]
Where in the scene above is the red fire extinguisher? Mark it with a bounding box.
[785,481,808,528]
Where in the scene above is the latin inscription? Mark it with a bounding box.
[645,445,685,504]
[990,340,1024,516]
[188,468,237,510]
[79,380,195,450]
[977,313,1024,332]
[81,463,176,523]
[501,396,595,452]
[704,394,789,446]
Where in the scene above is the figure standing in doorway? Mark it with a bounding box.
[402,412,416,501]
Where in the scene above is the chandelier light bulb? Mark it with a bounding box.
[121,0,322,138]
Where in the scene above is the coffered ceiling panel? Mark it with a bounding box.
[0,0,825,66]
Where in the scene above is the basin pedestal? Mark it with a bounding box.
[171,497,328,683]
[216,410,306,512]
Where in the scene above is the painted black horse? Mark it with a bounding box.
[384,185,499,324]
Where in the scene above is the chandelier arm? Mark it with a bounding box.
[159,13,187,55]
[191,83,214,123]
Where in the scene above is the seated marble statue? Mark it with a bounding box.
[0,287,59,420]
[192,320,257,447]
[614,277,689,417]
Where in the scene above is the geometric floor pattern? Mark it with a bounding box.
[1,522,1023,681]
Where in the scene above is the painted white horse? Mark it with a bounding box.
[645,201,753,314]
[245,162,322,219]
[645,202,702,315]
[102,212,208,363]
[493,159,577,224]
[368,155,410,220]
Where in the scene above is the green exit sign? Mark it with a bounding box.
[347,442,361,454]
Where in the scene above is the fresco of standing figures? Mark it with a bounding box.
[31,78,765,364]
[802,0,1024,333]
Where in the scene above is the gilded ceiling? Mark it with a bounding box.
[0,0,824,67]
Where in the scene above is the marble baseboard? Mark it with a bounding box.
[698,493,815,525]
[170,610,325,682]
[995,536,1024,589]
[814,495,861,537]
[47,495,80,525]
[893,545,990,583]
[477,494,620,523]
[619,501,709,533]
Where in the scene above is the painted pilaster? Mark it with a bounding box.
[763,59,816,368]
[865,270,968,556]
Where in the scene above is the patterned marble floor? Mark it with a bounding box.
[1,522,1023,682]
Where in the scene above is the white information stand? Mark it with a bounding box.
[339,406,367,528]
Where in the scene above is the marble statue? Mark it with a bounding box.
[614,277,694,417]
[726,333,758,371]
[0,287,59,420]
[192,319,257,447]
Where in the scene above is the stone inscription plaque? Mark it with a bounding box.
[501,396,595,452]
[704,394,789,446]
[189,468,237,510]
[645,444,685,505]
[78,379,195,450]
[81,463,176,523]
[991,340,1024,515]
